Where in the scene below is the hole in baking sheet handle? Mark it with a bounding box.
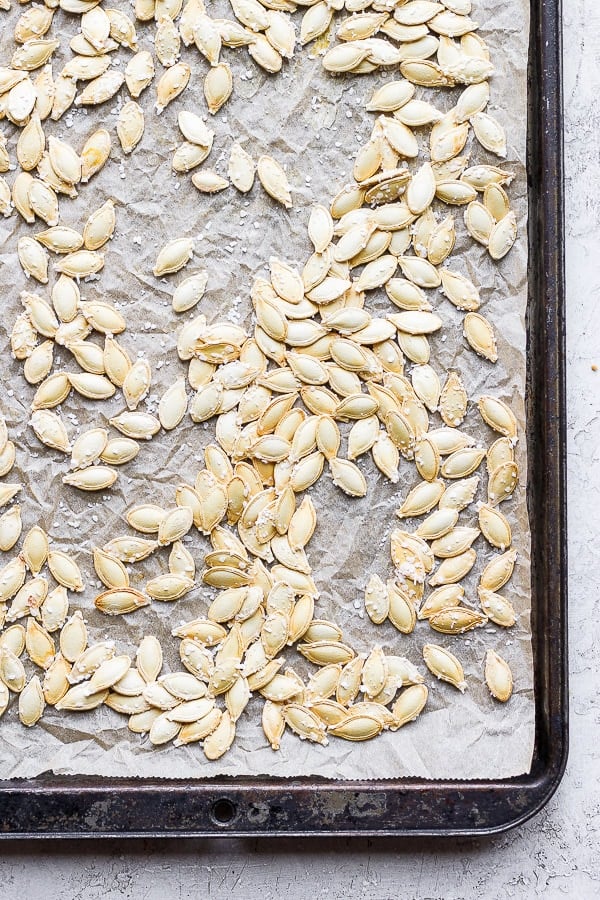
[210,797,237,826]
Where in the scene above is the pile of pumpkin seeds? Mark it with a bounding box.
[0,0,520,760]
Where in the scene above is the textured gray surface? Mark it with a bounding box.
[0,2,597,898]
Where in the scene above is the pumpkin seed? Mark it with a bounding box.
[484,649,513,702]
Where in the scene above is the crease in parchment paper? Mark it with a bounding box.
[0,0,533,780]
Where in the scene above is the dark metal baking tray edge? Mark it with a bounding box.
[0,0,567,838]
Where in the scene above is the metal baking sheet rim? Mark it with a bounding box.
[0,0,567,839]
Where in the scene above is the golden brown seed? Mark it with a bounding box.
[81,129,112,183]
[56,684,108,712]
[478,588,516,627]
[484,649,513,702]
[204,710,236,760]
[19,675,45,727]
[282,703,327,744]
[478,504,512,549]
[95,588,150,616]
[388,581,417,634]
[390,684,428,730]
[478,395,517,438]
[328,714,383,742]
[25,618,55,669]
[83,199,116,251]
[463,312,498,362]
[479,549,517,592]
[42,654,71,706]
[488,461,519,505]
[429,607,488,634]
[48,550,83,591]
[423,643,466,691]
[93,548,130,589]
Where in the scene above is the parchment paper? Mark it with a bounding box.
[0,0,533,780]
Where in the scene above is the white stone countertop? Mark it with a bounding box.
[1,2,597,897]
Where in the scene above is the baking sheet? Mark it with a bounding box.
[0,0,533,780]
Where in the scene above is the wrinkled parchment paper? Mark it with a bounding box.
[0,0,533,780]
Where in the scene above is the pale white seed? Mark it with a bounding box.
[55,250,105,279]
[106,8,138,50]
[431,525,480,558]
[172,141,211,173]
[488,211,518,260]
[203,62,232,115]
[68,644,115,685]
[228,142,255,193]
[191,170,229,193]
[0,507,22,553]
[81,301,126,334]
[478,587,517,627]
[73,70,124,107]
[110,411,161,440]
[154,238,194,276]
[30,409,71,453]
[8,77,37,125]
[428,550,477,587]
[178,110,214,147]
[478,395,517,437]
[155,14,181,67]
[50,74,77,123]
[172,272,208,314]
[122,359,151,410]
[480,549,517,592]
[159,378,188,430]
[146,573,194,601]
[100,437,140,466]
[136,636,163,684]
[418,584,464,620]
[440,268,480,311]
[125,50,154,99]
[158,506,194,546]
[59,611,88,663]
[308,205,334,253]
[63,466,117,491]
[439,476,480,512]
[35,226,83,255]
[22,526,48,575]
[257,155,292,208]
[88,655,133,692]
[472,111,507,157]
[17,113,45,171]
[68,372,115,400]
[300,2,333,45]
[23,340,53,384]
[18,236,49,283]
